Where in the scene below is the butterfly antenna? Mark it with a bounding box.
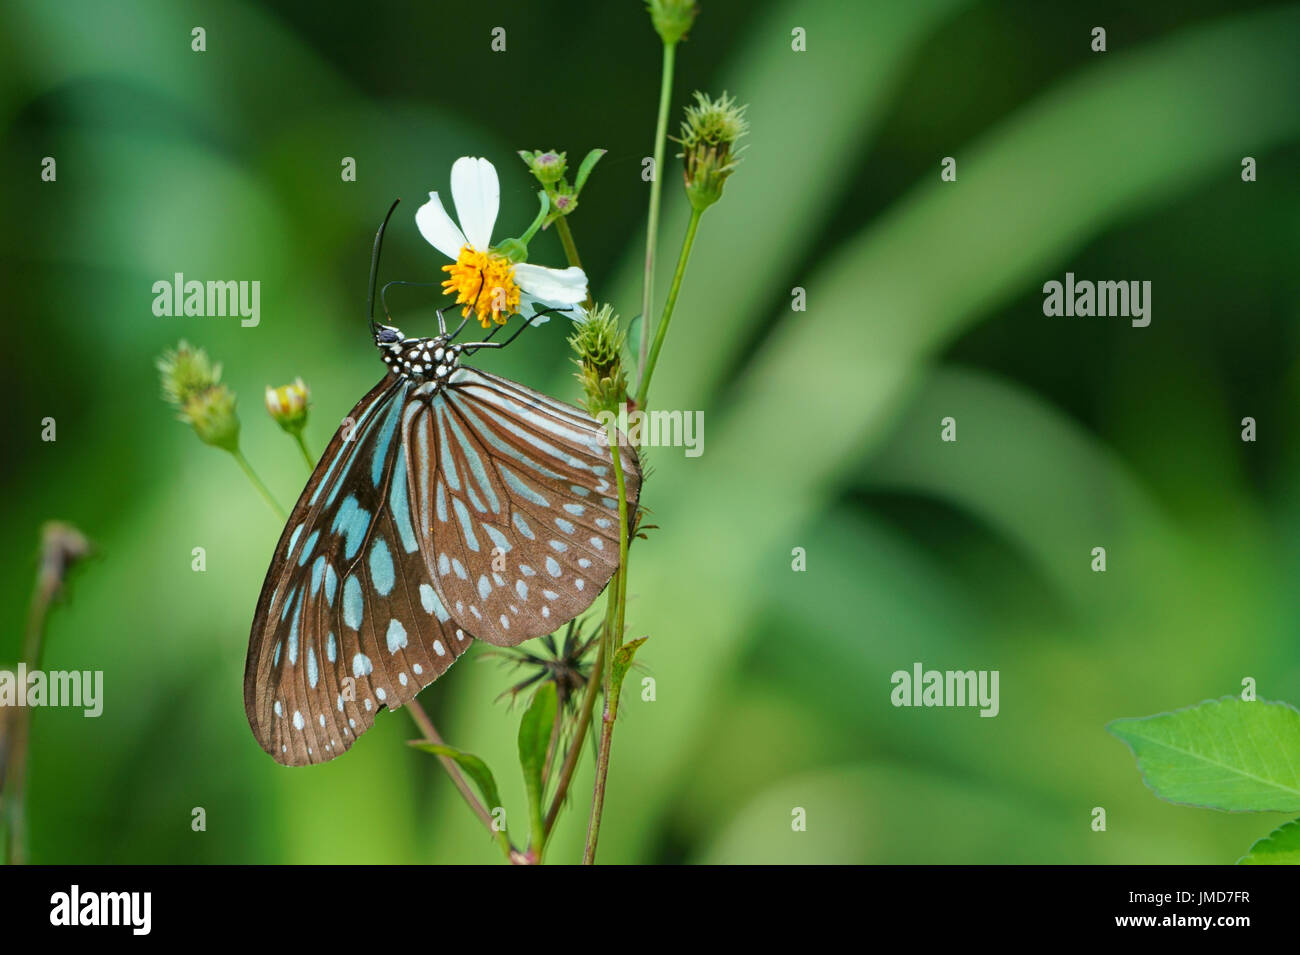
[368,199,401,340]
[462,305,575,354]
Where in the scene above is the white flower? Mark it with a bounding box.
[416,156,588,327]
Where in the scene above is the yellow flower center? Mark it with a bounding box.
[441,246,521,328]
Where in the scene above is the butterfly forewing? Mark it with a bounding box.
[244,377,472,765]
[406,367,640,647]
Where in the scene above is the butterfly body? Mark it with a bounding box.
[377,325,463,383]
[245,250,637,766]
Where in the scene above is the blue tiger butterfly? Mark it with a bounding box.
[244,201,640,765]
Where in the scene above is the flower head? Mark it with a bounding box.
[417,157,588,328]
[677,91,749,211]
[157,340,241,452]
[647,0,698,45]
[518,149,567,185]
[265,378,310,435]
[569,303,628,416]
[482,619,600,714]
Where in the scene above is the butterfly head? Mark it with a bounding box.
[377,324,463,383]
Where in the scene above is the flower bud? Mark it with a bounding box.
[569,304,628,416]
[677,91,749,211]
[157,340,243,453]
[185,385,241,452]
[647,0,698,45]
[265,378,310,435]
[518,149,568,185]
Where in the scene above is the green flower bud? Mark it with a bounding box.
[647,0,698,45]
[265,378,310,435]
[185,385,241,452]
[518,149,568,185]
[157,340,242,453]
[677,91,749,211]
[569,304,628,416]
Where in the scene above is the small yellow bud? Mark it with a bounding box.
[265,378,310,435]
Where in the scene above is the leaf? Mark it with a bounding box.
[409,742,505,819]
[517,682,558,849]
[1107,697,1300,812]
[573,148,606,196]
[1238,819,1300,865]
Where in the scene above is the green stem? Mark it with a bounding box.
[542,637,605,842]
[292,432,314,471]
[406,701,513,862]
[638,40,677,382]
[582,418,632,865]
[554,216,593,309]
[2,564,56,864]
[636,206,702,409]
[231,449,286,521]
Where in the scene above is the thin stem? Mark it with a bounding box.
[405,701,512,861]
[2,567,56,864]
[231,449,286,521]
[636,206,702,409]
[582,418,632,864]
[553,216,593,309]
[638,40,678,384]
[292,432,314,471]
[542,638,605,841]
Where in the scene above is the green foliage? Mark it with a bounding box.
[517,683,558,853]
[410,743,506,823]
[1239,820,1300,865]
[1108,698,1300,812]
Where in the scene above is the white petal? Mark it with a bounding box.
[450,157,499,251]
[518,293,553,326]
[514,263,588,309]
[415,192,468,260]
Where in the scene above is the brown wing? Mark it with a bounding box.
[403,367,640,647]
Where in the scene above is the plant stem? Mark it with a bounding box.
[582,418,633,864]
[2,580,51,864]
[542,638,605,841]
[405,701,512,861]
[638,40,678,382]
[292,432,314,471]
[231,448,286,521]
[636,206,702,409]
[2,525,87,865]
[554,216,593,310]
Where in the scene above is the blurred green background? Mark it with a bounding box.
[3,0,1299,863]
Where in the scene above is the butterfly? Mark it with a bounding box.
[244,201,640,766]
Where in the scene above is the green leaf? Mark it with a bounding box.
[1107,697,1300,812]
[573,148,606,196]
[1238,819,1300,865]
[609,636,649,717]
[517,682,558,850]
[409,743,505,820]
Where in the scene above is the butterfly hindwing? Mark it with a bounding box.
[244,376,472,766]
[404,366,640,647]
